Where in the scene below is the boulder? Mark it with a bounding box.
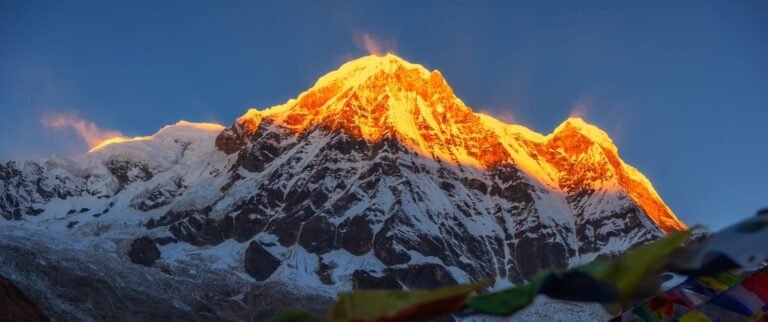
[351,270,401,290]
[128,237,161,266]
[244,241,280,281]
[387,263,457,289]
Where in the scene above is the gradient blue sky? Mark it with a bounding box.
[1,1,766,230]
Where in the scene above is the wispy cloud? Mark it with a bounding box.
[40,113,126,149]
[353,31,397,56]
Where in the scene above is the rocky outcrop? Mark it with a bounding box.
[128,237,161,266]
[106,160,153,192]
[351,270,401,290]
[387,264,458,290]
[0,275,49,322]
[244,241,280,281]
[0,226,269,322]
[215,123,250,155]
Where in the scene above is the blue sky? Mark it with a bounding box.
[1,1,766,230]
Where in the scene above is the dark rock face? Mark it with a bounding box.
[315,259,337,285]
[244,241,280,281]
[351,270,401,290]
[106,160,153,192]
[169,214,235,247]
[215,124,250,155]
[131,178,184,212]
[240,282,334,322]
[1,157,160,221]
[153,236,178,246]
[514,232,570,279]
[297,215,337,254]
[0,162,63,220]
[387,264,458,290]
[226,120,297,173]
[338,216,374,255]
[128,237,161,267]
[350,265,458,291]
[0,275,49,322]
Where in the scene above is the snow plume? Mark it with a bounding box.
[41,113,126,149]
[479,108,516,124]
[353,31,396,56]
[569,97,591,119]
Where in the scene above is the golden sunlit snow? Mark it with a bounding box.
[96,54,686,233]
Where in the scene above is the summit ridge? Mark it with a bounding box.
[216,54,685,232]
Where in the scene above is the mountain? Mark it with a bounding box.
[0,54,684,320]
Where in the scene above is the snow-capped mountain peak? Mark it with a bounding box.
[550,117,617,153]
[228,54,465,150]
[2,55,684,306]
[214,54,685,233]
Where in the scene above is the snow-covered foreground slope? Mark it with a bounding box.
[0,54,684,320]
[0,225,335,321]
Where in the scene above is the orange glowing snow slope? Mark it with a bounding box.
[236,54,685,233]
[89,121,225,152]
[98,54,687,233]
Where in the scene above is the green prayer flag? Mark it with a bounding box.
[632,305,662,322]
[464,230,691,317]
[595,230,692,305]
[463,276,543,316]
